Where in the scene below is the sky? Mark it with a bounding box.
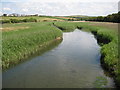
[0,0,119,16]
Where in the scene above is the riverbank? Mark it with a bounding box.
[54,21,119,87]
[2,21,119,87]
[2,22,62,70]
[3,29,115,88]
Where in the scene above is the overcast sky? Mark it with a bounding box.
[0,0,119,16]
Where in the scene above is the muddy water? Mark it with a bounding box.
[3,29,115,88]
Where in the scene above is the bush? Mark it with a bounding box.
[1,18,37,24]
[10,19,21,23]
[22,18,37,22]
[1,20,11,24]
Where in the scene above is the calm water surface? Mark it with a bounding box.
[3,29,115,88]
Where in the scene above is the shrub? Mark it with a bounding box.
[10,19,21,23]
[22,18,37,22]
[1,18,37,24]
[1,20,11,24]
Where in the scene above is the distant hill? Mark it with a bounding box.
[66,15,90,18]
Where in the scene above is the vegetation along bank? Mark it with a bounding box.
[53,21,119,87]
[2,22,62,70]
[2,21,119,87]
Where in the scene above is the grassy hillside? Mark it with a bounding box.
[67,15,90,20]
[68,15,89,18]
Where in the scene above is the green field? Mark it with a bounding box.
[2,18,119,86]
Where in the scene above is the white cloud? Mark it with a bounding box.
[33,0,119,2]
[3,8,11,11]
[1,0,119,2]
[2,2,118,16]
[22,9,29,12]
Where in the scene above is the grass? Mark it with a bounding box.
[2,22,62,70]
[40,16,68,21]
[93,76,108,88]
[1,16,67,22]
[53,21,76,32]
[1,16,44,21]
[54,21,119,87]
[2,20,119,87]
[89,22,118,31]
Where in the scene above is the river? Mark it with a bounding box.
[3,29,115,88]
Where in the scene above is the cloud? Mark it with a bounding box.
[22,9,29,12]
[2,2,118,16]
[1,0,119,2]
[3,8,11,11]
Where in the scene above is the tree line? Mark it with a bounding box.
[86,11,120,23]
[71,12,120,23]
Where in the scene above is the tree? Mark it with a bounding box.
[3,14,7,16]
